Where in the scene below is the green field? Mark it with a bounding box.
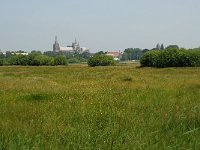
[0,64,200,149]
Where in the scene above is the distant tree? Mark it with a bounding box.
[121,52,129,61]
[122,48,143,60]
[142,49,149,53]
[81,50,90,59]
[44,51,55,57]
[166,45,179,50]
[31,50,42,55]
[16,50,26,53]
[96,51,105,55]
[0,52,5,59]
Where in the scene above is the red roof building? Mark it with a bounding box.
[106,51,122,60]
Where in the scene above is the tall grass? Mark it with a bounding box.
[0,65,200,149]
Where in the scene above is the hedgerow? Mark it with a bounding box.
[140,49,200,68]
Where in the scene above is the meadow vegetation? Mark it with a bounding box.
[0,64,200,149]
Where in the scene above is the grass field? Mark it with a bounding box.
[0,64,200,149]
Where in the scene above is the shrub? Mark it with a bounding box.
[140,50,160,67]
[54,55,67,65]
[8,55,28,65]
[68,58,80,64]
[33,55,54,66]
[188,50,200,67]
[140,49,200,68]
[88,54,115,67]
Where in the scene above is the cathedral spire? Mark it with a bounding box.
[55,36,58,43]
[75,38,77,44]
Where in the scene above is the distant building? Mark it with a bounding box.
[2,51,29,56]
[14,52,29,55]
[53,36,88,53]
[106,51,122,60]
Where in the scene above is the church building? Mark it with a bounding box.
[53,36,88,53]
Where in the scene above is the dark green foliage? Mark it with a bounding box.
[95,51,105,55]
[79,50,91,59]
[121,52,129,61]
[8,55,28,65]
[88,54,115,67]
[54,55,67,65]
[121,48,143,61]
[43,51,55,57]
[68,58,81,64]
[140,49,200,68]
[32,55,54,66]
[165,45,179,50]
[0,59,3,66]
[0,53,5,59]
[140,50,161,67]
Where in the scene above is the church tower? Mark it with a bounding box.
[53,36,60,52]
[72,38,80,52]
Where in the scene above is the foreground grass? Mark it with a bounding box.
[0,64,200,149]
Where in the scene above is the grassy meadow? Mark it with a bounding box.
[0,64,200,149]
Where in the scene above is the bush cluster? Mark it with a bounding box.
[88,54,115,67]
[140,48,200,68]
[1,54,68,66]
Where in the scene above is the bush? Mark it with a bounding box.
[140,50,160,67]
[54,55,67,65]
[68,58,80,64]
[32,55,54,66]
[88,54,115,67]
[140,49,200,68]
[8,55,28,65]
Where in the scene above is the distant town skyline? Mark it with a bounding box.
[0,0,200,52]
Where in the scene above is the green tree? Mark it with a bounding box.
[80,50,90,59]
[165,45,179,50]
[122,48,142,60]
[0,52,5,59]
[96,51,105,55]
[121,52,129,61]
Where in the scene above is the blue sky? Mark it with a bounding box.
[0,0,200,52]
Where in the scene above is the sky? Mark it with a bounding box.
[0,0,200,52]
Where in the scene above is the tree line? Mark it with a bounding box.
[0,50,91,66]
[0,44,200,67]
